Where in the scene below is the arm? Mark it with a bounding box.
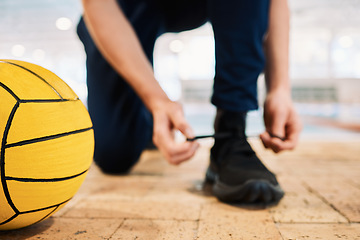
[81,0,199,163]
[260,0,302,153]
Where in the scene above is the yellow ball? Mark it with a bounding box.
[0,60,94,230]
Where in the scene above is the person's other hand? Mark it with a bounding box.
[260,90,302,153]
[152,100,199,165]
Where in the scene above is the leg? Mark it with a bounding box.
[77,0,163,174]
[207,0,284,205]
[209,0,270,112]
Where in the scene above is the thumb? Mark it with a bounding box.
[266,111,287,139]
[169,108,195,139]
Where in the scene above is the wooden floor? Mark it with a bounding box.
[1,139,360,239]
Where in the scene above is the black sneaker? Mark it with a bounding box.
[206,109,284,205]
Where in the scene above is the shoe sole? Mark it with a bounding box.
[212,178,285,205]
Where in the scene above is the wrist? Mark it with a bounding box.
[267,84,291,96]
[131,75,170,113]
[145,92,171,113]
[265,83,292,103]
[265,75,291,95]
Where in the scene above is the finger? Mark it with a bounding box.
[260,132,271,149]
[152,103,198,163]
[265,110,287,140]
[168,106,195,138]
[153,120,197,164]
[270,138,288,153]
[273,114,303,152]
[153,121,192,150]
[261,131,287,153]
[268,132,286,141]
[271,127,301,152]
[286,117,303,146]
[152,119,178,158]
[161,141,198,164]
[152,114,173,146]
[167,142,200,165]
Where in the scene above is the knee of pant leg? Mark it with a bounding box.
[93,147,141,174]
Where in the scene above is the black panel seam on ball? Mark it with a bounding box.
[5,169,89,183]
[0,101,20,214]
[19,98,80,103]
[0,82,20,101]
[0,213,19,226]
[32,206,59,226]
[19,197,72,214]
[0,82,79,103]
[0,199,70,226]
[5,127,93,149]
[0,60,64,100]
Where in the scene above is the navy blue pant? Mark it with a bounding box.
[77,0,270,174]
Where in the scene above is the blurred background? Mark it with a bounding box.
[1,0,359,140]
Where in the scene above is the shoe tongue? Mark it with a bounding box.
[215,110,247,135]
[215,137,263,169]
[215,111,247,139]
